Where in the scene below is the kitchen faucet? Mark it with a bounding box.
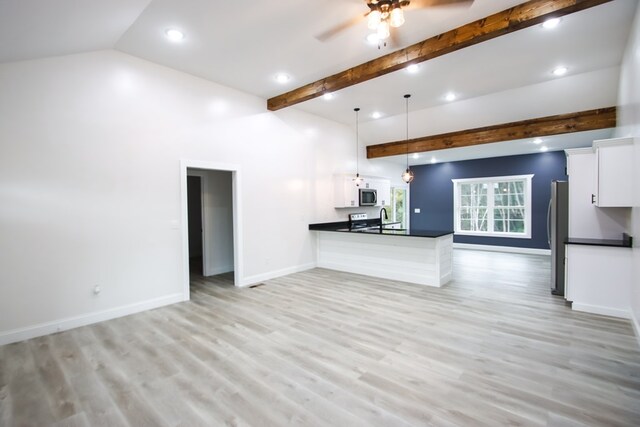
[379,207,388,231]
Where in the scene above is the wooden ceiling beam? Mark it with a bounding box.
[267,0,614,111]
[366,107,617,158]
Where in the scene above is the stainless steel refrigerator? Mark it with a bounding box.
[547,180,568,296]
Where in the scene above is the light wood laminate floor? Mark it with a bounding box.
[1,250,639,426]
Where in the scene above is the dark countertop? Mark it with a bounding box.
[566,234,633,248]
[309,221,454,239]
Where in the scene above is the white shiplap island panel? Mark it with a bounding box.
[316,231,453,287]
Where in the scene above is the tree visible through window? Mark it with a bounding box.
[383,187,408,229]
[452,175,533,238]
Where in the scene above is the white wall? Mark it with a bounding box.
[0,49,398,344]
[615,2,640,341]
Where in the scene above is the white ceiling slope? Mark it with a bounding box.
[0,0,152,63]
[0,0,636,164]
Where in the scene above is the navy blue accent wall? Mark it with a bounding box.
[410,151,568,249]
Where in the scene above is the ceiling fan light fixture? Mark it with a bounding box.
[389,7,405,28]
[368,10,382,30]
[377,20,390,40]
[366,33,380,44]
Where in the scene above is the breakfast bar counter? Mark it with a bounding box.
[309,221,454,287]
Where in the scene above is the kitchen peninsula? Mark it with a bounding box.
[309,220,454,287]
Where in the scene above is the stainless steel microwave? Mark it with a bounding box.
[359,188,377,206]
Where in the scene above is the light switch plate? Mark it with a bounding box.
[414,208,421,213]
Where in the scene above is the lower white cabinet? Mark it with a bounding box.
[565,244,632,318]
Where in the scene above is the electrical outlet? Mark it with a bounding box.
[414,208,421,213]
[94,285,101,295]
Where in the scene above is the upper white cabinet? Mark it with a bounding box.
[333,174,359,208]
[565,148,631,239]
[368,177,391,207]
[592,137,634,207]
[333,174,391,208]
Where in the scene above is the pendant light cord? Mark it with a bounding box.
[404,94,410,169]
[354,107,360,176]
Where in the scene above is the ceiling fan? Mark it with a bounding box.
[315,0,474,44]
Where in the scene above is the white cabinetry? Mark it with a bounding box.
[333,174,359,208]
[565,148,630,239]
[592,137,634,207]
[333,174,391,208]
[565,244,632,318]
[368,178,391,206]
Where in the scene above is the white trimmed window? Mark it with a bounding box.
[452,174,533,239]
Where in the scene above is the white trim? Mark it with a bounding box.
[451,174,535,184]
[453,243,551,256]
[564,147,593,156]
[180,160,243,297]
[631,309,640,350]
[452,174,534,238]
[572,302,630,319]
[239,262,317,288]
[0,293,184,346]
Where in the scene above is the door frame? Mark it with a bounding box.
[180,160,242,298]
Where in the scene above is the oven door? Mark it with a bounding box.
[359,189,377,206]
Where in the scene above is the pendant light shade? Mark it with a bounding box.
[353,107,363,187]
[401,94,414,184]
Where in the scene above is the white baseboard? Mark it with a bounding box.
[631,309,640,350]
[0,293,185,346]
[453,243,551,256]
[572,302,630,319]
[239,262,317,287]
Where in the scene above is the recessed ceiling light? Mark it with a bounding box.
[407,64,419,73]
[552,66,568,76]
[323,92,334,100]
[542,17,561,29]
[165,29,185,42]
[371,111,382,119]
[540,146,549,152]
[275,73,291,84]
[532,138,543,144]
[366,33,379,44]
[412,153,419,159]
[431,157,437,164]
[445,92,456,102]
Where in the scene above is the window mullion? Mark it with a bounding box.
[488,182,494,233]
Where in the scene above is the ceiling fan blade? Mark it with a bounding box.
[314,14,367,42]
[407,0,474,10]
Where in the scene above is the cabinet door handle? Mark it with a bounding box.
[591,194,596,204]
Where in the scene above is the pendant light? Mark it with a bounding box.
[353,107,364,187]
[401,94,414,183]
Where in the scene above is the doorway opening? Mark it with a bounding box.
[187,175,204,275]
[181,161,242,299]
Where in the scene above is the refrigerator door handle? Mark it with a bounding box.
[546,199,552,248]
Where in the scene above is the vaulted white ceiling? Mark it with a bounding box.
[0,0,636,164]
